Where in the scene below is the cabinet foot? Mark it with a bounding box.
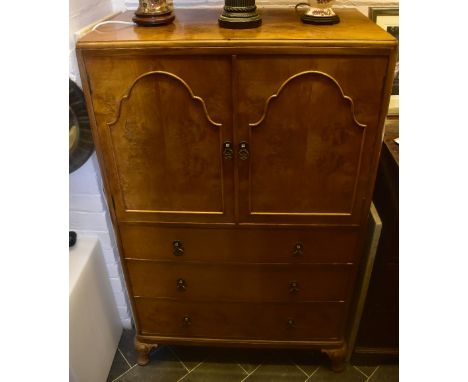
[134,337,158,366]
[322,344,347,372]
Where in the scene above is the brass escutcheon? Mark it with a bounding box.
[239,141,249,160]
[223,141,234,160]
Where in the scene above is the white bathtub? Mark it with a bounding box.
[70,235,122,382]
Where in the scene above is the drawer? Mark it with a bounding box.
[135,298,346,341]
[119,225,360,263]
[126,260,354,302]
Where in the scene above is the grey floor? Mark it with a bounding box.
[107,330,398,382]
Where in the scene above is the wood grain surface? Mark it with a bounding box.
[135,298,346,341]
[78,8,396,49]
[119,224,361,263]
[76,7,397,369]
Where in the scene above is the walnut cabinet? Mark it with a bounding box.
[77,8,397,371]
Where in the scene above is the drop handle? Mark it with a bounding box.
[223,141,233,159]
[173,240,184,256]
[293,243,304,256]
[182,316,192,326]
[177,278,187,291]
[289,281,299,293]
[287,319,295,328]
[238,141,250,160]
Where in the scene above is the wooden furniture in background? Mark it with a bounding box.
[346,203,382,362]
[353,118,399,363]
[77,8,397,372]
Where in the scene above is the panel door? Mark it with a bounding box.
[83,54,234,223]
[235,55,390,225]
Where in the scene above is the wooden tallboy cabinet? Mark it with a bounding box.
[77,8,397,371]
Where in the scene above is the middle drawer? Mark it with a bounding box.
[119,224,361,263]
[126,260,355,302]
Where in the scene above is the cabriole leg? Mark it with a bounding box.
[322,343,347,372]
[134,337,158,366]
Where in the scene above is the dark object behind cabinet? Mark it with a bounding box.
[353,119,399,363]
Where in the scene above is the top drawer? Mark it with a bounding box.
[119,225,360,263]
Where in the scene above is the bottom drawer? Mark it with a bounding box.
[135,298,346,341]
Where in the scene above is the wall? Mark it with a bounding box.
[70,0,398,330]
[124,0,398,15]
[69,0,125,85]
[69,0,132,329]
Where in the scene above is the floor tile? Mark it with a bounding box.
[117,346,187,382]
[179,359,246,381]
[193,346,268,374]
[368,365,399,381]
[109,333,398,382]
[107,349,131,382]
[235,348,268,374]
[169,345,213,371]
[354,366,378,378]
[118,329,138,366]
[288,349,328,377]
[244,362,307,381]
[308,366,367,382]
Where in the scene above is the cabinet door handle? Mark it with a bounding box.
[287,318,295,328]
[223,141,233,159]
[238,142,250,160]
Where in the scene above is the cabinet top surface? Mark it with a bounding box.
[77,8,396,49]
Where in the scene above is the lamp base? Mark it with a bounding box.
[132,11,175,26]
[218,0,262,29]
[218,15,262,29]
[301,13,340,25]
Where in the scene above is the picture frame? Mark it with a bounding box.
[369,7,399,116]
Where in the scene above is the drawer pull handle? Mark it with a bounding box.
[223,141,233,160]
[238,141,250,160]
[177,278,187,291]
[173,240,184,256]
[293,243,304,256]
[289,281,299,293]
[287,319,295,328]
[182,316,192,326]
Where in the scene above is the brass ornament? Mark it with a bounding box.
[133,0,175,26]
